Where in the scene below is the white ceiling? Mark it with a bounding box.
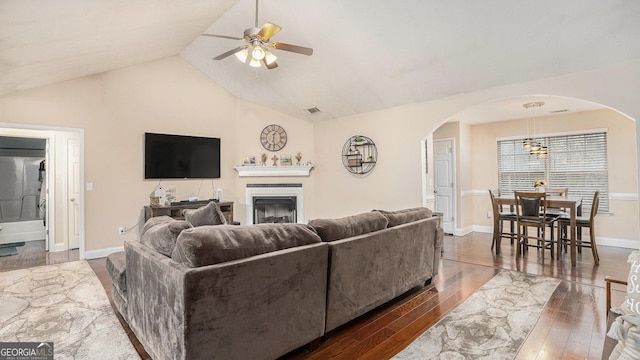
[2,0,639,123]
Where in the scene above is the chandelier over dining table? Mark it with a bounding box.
[522,101,547,158]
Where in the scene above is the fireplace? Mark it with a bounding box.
[246,184,304,225]
[253,196,297,223]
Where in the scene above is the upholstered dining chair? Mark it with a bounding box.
[556,191,600,265]
[514,191,559,259]
[488,189,517,251]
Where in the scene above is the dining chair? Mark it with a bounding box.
[488,189,517,251]
[514,191,559,259]
[544,187,569,240]
[556,191,600,265]
[544,187,569,216]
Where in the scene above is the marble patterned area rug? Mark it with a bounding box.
[393,270,561,360]
[0,260,139,359]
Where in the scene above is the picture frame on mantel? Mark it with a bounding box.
[281,154,292,166]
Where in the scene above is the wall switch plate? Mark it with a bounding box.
[86,182,93,191]
[487,211,492,218]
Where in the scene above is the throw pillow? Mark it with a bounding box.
[308,211,388,242]
[183,201,227,227]
[140,216,191,257]
[623,250,640,317]
[607,250,640,360]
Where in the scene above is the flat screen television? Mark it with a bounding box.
[144,132,221,179]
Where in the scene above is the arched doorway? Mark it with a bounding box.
[425,95,638,248]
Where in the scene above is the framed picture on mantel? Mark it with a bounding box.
[281,154,292,166]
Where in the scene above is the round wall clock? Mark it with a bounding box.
[260,124,287,151]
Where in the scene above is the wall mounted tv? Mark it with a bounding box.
[144,132,221,179]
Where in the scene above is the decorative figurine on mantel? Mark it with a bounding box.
[295,152,302,166]
[261,153,268,166]
[271,154,279,166]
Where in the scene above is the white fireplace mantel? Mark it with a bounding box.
[234,165,313,177]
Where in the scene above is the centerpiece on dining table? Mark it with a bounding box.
[534,179,547,190]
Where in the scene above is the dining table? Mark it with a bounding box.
[495,194,583,267]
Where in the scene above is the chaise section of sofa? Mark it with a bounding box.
[121,221,329,360]
[309,208,443,333]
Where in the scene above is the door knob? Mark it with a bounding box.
[70,197,75,202]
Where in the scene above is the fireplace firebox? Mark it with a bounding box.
[253,196,297,224]
[245,184,304,225]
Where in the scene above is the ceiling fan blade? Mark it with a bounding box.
[271,42,313,56]
[213,46,246,60]
[257,22,281,40]
[201,34,244,41]
[263,58,278,70]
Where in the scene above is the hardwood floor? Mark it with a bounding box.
[0,232,632,359]
[0,240,78,272]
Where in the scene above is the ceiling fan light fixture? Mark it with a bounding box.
[202,0,313,70]
[252,45,266,60]
[264,51,277,65]
[249,57,262,68]
[235,48,249,63]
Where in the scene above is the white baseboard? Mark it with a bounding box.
[85,246,124,259]
[451,225,639,250]
[472,225,493,234]
[598,237,639,250]
[453,226,475,236]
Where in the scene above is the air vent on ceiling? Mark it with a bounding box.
[549,109,569,113]
[306,107,321,114]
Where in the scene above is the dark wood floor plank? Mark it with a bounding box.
[1,232,633,360]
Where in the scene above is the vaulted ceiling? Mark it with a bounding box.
[2,0,639,122]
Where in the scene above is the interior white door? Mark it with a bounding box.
[67,138,80,249]
[44,140,49,251]
[434,139,455,234]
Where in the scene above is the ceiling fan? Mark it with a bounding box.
[201,0,313,69]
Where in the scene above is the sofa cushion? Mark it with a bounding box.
[140,216,191,257]
[106,251,127,295]
[373,207,433,227]
[308,211,388,242]
[183,201,227,227]
[171,223,322,268]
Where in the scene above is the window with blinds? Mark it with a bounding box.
[497,132,608,212]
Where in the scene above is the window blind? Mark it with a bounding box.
[497,132,608,212]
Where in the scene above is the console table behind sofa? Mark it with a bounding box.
[144,201,234,224]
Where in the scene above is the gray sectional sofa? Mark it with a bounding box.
[309,207,443,332]
[106,203,443,359]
